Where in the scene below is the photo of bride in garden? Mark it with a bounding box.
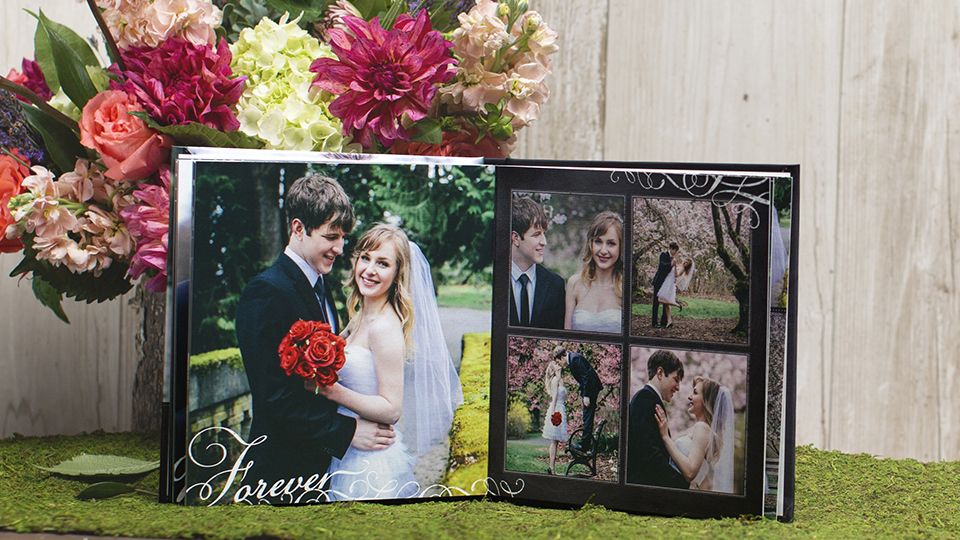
[505,337,620,481]
[631,198,752,344]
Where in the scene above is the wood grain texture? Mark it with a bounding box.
[833,1,960,460]
[604,0,844,449]
[1,0,957,460]
[0,2,137,438]
[514,0,608,160]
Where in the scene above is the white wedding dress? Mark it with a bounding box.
[571,308,621,333]
[541,384,568,441]
[656,269,678,305]
[326,346,418,500]
[675,429,712,490]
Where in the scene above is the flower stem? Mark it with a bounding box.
[0,76,79,134]
[85,0,124,71]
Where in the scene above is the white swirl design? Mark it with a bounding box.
[182,427,525,506]
[609,170,772,229]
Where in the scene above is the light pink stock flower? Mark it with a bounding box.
[121,167,169,291]
[97,0,221,49]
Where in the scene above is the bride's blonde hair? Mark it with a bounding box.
[694,376,723,463]
[345,224,414,355]
[543,359,562,398]
[579,211,623,297]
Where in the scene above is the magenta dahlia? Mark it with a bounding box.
[110,38,245,131]
[6,58,52,102]
[310,11,456,149]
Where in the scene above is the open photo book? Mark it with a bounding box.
[160,148,798,521]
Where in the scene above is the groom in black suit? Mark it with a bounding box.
[626,349,688,489]
[651,242,679,327]
[554,346,602,452]
[509,196,565,329]
[235,173,394,500]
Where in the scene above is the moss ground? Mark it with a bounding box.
[2,436,960,538]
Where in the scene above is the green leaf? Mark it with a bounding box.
[410,118,444,145]
[19,103,85,175]
[38,453,160,478]
[28,10,101,68]
[130,112,265,149]
[352,0,392,19]
[36,9,99,108]
[32,275,69,324]
[76,482,136,500]
[380,0,407,29]
[31,12,59,93]
[261,0,331,22]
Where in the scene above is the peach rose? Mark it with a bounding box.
[79,90,173,181]
[0,150,30,253]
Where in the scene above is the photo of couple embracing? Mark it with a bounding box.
[509,193,624,334]
[627,347,747,494]
[184,161,496,505]
[236,173,463,501]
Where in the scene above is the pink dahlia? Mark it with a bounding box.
[121,167,170,292]
[110,38,245,131]
[310,11,456,150]
[5,58,52,102]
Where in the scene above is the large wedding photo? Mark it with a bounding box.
[182,158,495,504]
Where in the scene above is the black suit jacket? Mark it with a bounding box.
[652,251,673,289]
[508,264,565,329]
[626,385,688,489]
[568,352,601,401]
[235,253,356,495]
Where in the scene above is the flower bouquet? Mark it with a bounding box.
[551,411,561,426]
[0,0,558,321]
[278,320,346,389]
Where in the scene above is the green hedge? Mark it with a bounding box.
[188,347,243,374]
[442,332,491,494]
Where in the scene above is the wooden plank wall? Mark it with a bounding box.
[1,1,957,461]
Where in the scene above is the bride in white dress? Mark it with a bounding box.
[656,257,694,328]
[564,211,623,333]
[654,376,735,493]
[317,225,463,500]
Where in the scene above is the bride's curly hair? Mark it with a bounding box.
[579,211,623,297]
[345,224,414,356]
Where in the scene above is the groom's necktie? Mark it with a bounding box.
[518,274,531,326]
[313,276,329,324]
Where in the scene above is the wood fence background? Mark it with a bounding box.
[1,0,957,461]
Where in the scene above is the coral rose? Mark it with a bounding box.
[79,90,173,181]
[0,149,29,252]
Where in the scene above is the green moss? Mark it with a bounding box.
[442,332,490,495]
[189,347,243,374]
[2,427,960,537]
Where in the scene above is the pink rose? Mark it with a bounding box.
[79,90,173,181]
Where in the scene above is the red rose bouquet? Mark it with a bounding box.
[277,320,346,390]
[551,411,562,426]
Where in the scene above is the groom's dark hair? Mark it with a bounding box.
[647,350,684,380]
[285,173,355,234]
[511,196,549,238]
[668,242,679,251]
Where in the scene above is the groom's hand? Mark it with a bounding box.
[351,418,396,451]
[582,397,591,408]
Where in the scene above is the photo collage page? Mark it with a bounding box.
[490,164,788,518]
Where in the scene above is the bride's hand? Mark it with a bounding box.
[304,379,338,399]
[654,404,669,439]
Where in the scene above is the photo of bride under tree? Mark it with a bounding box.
[631,198,751,344]
[505,337,620,482]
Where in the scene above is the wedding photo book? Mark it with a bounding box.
[159,148,798,521]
